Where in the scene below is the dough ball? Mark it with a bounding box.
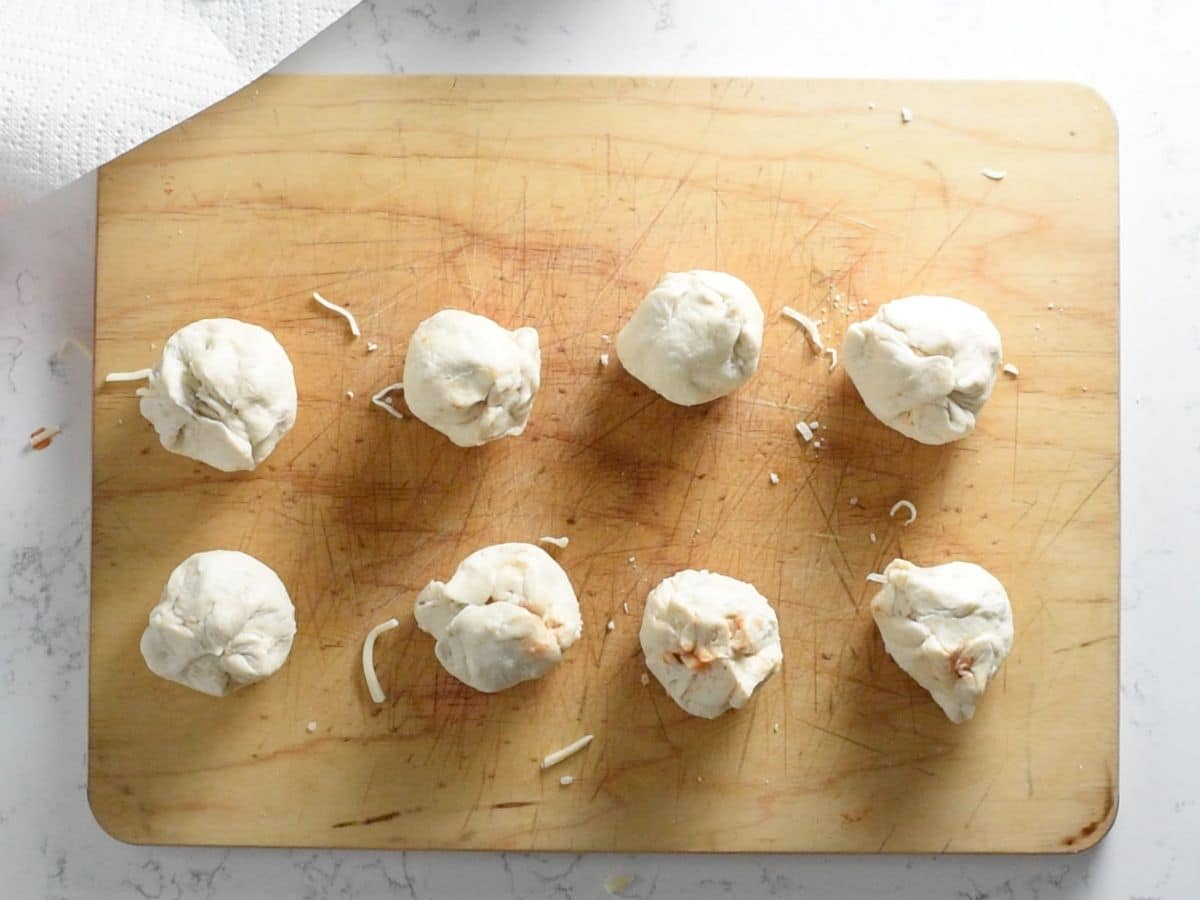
[869,559,1013,723]
[138,318,297,471]
[616,270,764,406]
[842,295,1001,445]
[140,550,296,697]
[403,309,541,447]
[639,569,782,718]
[414,543,582,693]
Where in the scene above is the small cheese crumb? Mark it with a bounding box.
[640,672,650,686]
[366,341,379,353]
[541,734,594,769]
[600,334,612,343]
[1047,303,1056,310]
[362,618,400,703]
[623,602,629,614]
[866,572,888,584]
[849,496,859,506]
[900,107,913,124]
[869,532,877,543]
[795,421,814,442]
[345,390,355,399]
[813,439,823,449]
[306,721,317,733]
[980,168,1007,181]
[889,499,918,525]
[58,337,92,360]
[867,101,876,109]
[312,291,361,338]
[29,426,62,451]
[538,535,570,549]
[1002,363,1020,377]
[809,420,819,430]
[599,352,610,367]
[559,775,574,786]
[768,472,780,485]
[780,307,824,352]
[604,874,635,896]
[628,556,636,565]
[606,620,615,632]
[773,722,781,734]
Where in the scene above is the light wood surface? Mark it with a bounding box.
[90,76,1118,853]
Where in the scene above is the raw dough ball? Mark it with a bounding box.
[138,318,297,471]
[616,271,764,406]
[842,295,1002,445]
[869,559,1013,723]
[140,550,297,697]
[403,309,540,447]
[414,543,582,693]
[639,569,782,718]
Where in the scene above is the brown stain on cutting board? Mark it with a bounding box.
[89,76,1118,853]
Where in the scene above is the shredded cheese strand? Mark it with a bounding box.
[1002,362,1020,377]
[795,421,814,442]
[313,291,361,338]
[889,499,918,525]
[361,617,399,703]
[824,347,838,371]
[103,368,152,383]
[865,572,888,584]
[541,734,594,769]
[780,307,824,352]
[538,536,569,549]
[370,382,405,419]
[981,168,1007,181]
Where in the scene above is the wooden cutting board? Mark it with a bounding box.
[90,76,1118,853]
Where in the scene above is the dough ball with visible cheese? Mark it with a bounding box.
[639,569,782,718]
[139,550,296,696]
[414,543,582,693]
[137,318,297,472]
[869,558,1013,723]
[403,309,541,447]
[616,271,764,406]
[842,295,1002,445]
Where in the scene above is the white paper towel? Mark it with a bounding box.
[0,0,359,212]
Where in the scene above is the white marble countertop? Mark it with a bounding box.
[1,1,1197,896]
